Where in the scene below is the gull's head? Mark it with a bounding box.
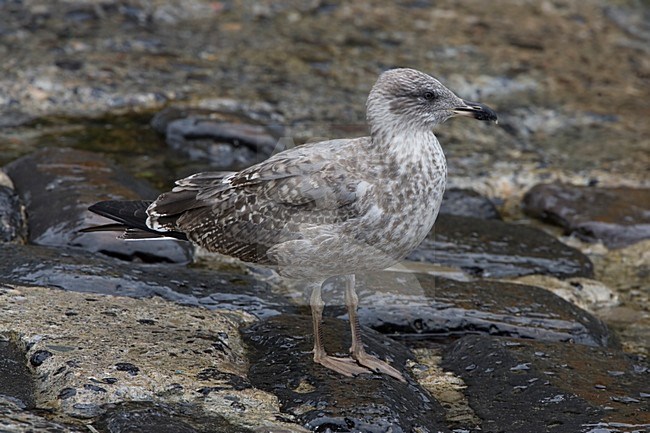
[367,68,497,134]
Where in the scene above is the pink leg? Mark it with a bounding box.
[344,275,406,382]
[310,280,371,377]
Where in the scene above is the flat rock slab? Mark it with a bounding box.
[336,273,615,348]
[3,147,193,263]
[0,285,304,432]
[0,285,251,419]
[407,213,594,278]
[442,335,650,432]
[523,183,650,248]
[242,314,451,433]
[0,242,291,319]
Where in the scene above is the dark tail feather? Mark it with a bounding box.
[82,200,188,241]
[88,200,152,229]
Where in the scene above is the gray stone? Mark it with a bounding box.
[96,401,256,433]
[407,214,594,278]
[523,183,650,248]
[152,106,284,171]
[0,285,304,431]
[0,109,35,128]
[166,117,278,170]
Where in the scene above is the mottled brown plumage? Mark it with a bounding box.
[87,68,497,380]
[149,139,365,269]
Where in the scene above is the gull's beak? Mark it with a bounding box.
[453,99,498,123]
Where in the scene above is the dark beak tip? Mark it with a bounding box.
[456,100,498,123]
[477,110,498,123]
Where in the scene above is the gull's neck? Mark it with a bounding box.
[368,119,445,172]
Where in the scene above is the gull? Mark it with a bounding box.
[85,68,497,381]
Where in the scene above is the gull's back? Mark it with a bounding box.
[146,137,379,274]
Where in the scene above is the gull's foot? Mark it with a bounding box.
[353,352,407,382]
[315,354,373,377]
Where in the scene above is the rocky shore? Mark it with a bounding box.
[1,1,648,432]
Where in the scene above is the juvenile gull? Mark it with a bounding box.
[85,68,497,381]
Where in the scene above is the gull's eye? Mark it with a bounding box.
[423,91,436,101]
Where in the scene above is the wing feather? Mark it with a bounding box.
[146,138,370,264]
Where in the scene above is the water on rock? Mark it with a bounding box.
[408,214,594,279]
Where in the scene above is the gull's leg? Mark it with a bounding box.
[310,279,370,377]
[345,274,406,382]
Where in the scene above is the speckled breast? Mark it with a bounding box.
[348,147,447,270]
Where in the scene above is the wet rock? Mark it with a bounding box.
[408,214,594,278]
[29,349,53,367]
[96,401,256,433]
[3,147,193,263]
[338,272,615,348]
[0,242,291,319]
[510,274,618,313]
[151,101,284,136]
[442,335,650,432]
[439,188,501,220]
[152,105,284,171]
[0,285,302,431]
[593,239,650,356]
[114,362,140,376]
[0,397,87,433]
[242,314,451,433]
[410,346,482,428]
[0,170,27,243]
[523,183,650,248]
[0,338,35,409]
